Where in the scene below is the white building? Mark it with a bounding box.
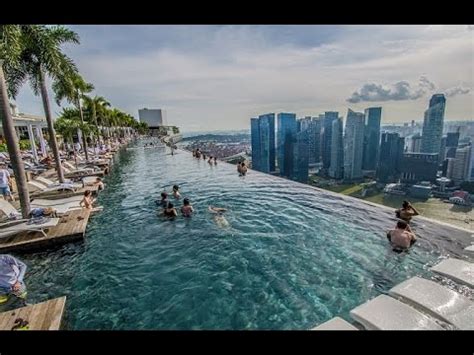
[344,109,365,180]
[448,145,472,184]
[138,108,167,127]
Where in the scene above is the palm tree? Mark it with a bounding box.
[53,72,94,160]
[0,25,31,218]
[7,25,80,183]
[82,95,110,147]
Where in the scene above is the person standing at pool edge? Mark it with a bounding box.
[0,254,27,308]
[0,163,14,201]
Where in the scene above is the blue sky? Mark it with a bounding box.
[12,25,473,131]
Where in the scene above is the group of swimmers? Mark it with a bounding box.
[386,200,420,252]
[192,148,218,165]
[156,184,229,227]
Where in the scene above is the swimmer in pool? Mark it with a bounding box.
[172,185,181,199]
[387,220,417,252]
[157,191,169,207]
[395,200,419,223]
[162,202,178,219]
[209,205,229,228]
[181,198,194,217]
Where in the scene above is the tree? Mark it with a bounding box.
[52,72,94,160]
[7,25,81,183]
[0,25,31,218]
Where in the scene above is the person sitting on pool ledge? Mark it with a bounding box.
[80,190,95,210]
[395,200,419,223]
[163,202,178,218]
[181,198,194,217]
[387,220,417,252]
[172,185,181,199]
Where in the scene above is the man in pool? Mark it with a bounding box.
[209,206,229,228]
[387,220,417,252]
[0,254,27,310]
[162,202,178,218]
[395,200,420,223]
[158,192,169,207]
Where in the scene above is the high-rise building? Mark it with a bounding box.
[400,153,439,183]
[293,129,310,182]
[377,133,405,182]
[277,113,297,177]
[329,117,344,179]
[322,112,339,170]
[448,144,472,183]
[138,108,167,126]
[421,94,446,154]
[344,109,365,180]
[308,117,322,165]
[445,130,460,159]
[438,136,447,165]
[362,107,382,171]
[250,114,275,173]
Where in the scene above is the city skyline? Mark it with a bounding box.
[11,25,473,131]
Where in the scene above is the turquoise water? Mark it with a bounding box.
[20,142,472,329]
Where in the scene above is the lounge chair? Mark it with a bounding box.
[431,258,474,288]
[389,276,474,330]
[35,176,82,189]
[0,217,60,239]
[0,200,22,220]
[349,295,444,330]
[311,317,358,330]
[28,181,76,194]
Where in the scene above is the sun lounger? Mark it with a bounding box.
[389,276,474,330]
[0,217,59,239]
[311,317,358,330]
[431,258,474,288]
[35,176,82,189]
[349,295,444,330]
[28,181,76,194]
[0,200,22,220]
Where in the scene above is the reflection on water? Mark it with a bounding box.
[18,143,473,330]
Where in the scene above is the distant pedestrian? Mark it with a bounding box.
[0,163,13,202]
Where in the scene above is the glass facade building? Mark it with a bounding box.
[362,107,382,171]
[329,117,344,179]
[250,113,276,173]
[421,94,446,154]
[376,133,405,182]
[277,113,297,178]
[344,109,365,180]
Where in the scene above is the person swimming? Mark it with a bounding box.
[213,157,217,165]
[239,162,247,176]
[163,202,178,218]
[181,198,194,217]
[208,156,213,165]
[172,185,181,199]
[395,200,419,223]
[209,205,229,228]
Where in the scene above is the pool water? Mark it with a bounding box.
[20,143,473,329]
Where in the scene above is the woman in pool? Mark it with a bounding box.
[209,206,229,228]
[163,202,178,218]
[157,192,169,207]
[395,200,419,223]
[172,185,181,199]
[181,198,194,217]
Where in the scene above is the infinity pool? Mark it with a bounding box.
[20,142,472,329]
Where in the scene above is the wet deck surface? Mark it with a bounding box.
[0,296,66,330]
[0,209,91,253]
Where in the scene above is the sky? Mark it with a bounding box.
[12,25,474,132]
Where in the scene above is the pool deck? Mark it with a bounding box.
[0,209,91,253]
[0,296,66,330]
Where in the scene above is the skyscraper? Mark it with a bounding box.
[449,144,472,183]
[446,130,460,158]
[376,133,405,182]
[322,111,339,171]
[344,109,365,180]
[421,94,446,154]
[292,128,310,182]
[250,113,275,173]
[362,107,382,171]
[277,113,297,177]
[308,117,322,165]
[438,136,447,165]
[329,117,344,179]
